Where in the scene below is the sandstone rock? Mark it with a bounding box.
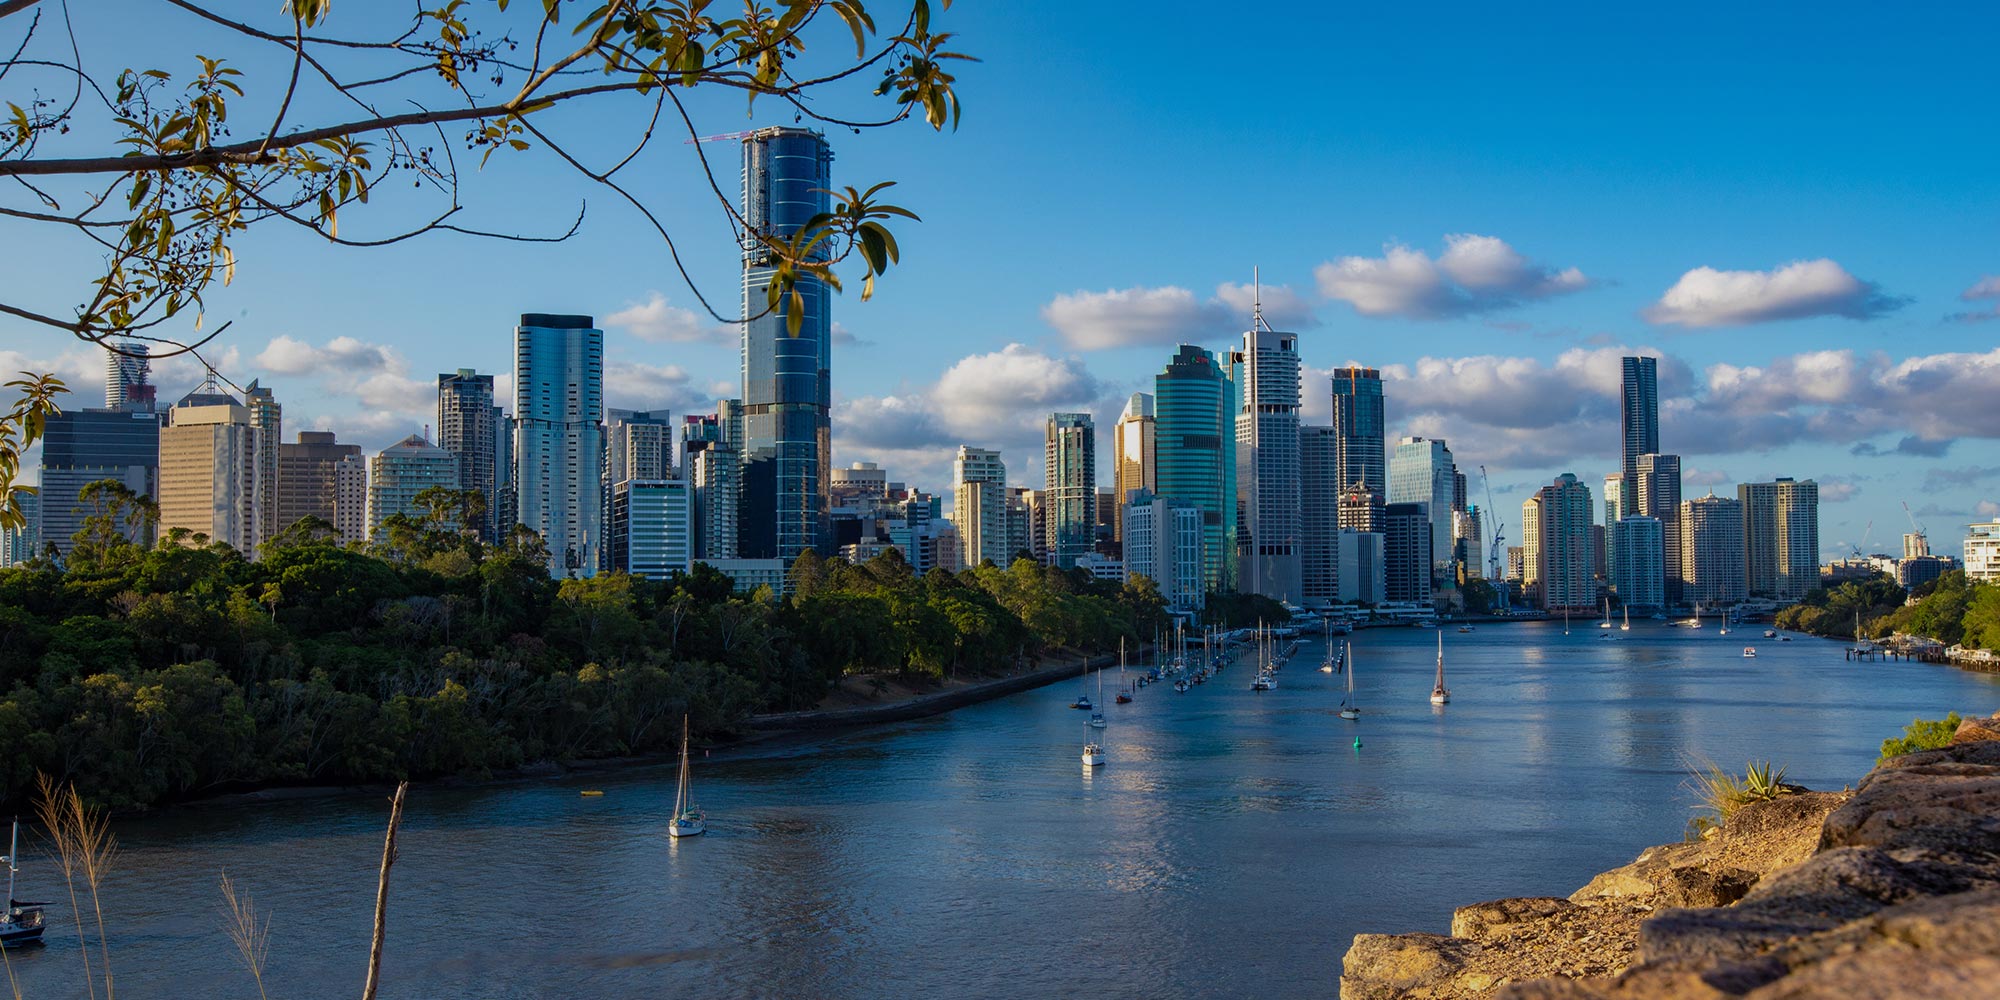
[1820,755,2000,860]
[1341,933,1484,1000]
[1952,713,2000,745]
[1454,897,1577,940]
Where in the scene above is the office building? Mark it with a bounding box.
[701,557,789,595]
[1740,478,1819,602]
[277,431,366,544]
[1389,436,1456,574]
[1338,485,1383,532]
[438,369,501,540]
[1620,355,1658,505]
[739,127,834,563]
[1603,473,1623,587]
[1680,493,1746,607]
[158,378,264,553]
[1903,532,1931,560]
[1124,488,1205,613]
[1634,452,1682,602]
[1007,486,1044,566]
[952,446,1008,569]
[1112,392,1155,549]
[682,413,738,562]
[1611,516,1665,610]
[1964,519,2000,583]
[1329,366,1386,498]
[1155,345,1235,594]
[607,408,675,485]
[1506,545,1525,582]
[37,406,161,556]
[1527,473,1593,611]
[1,491,38,565]
[105,340,156,411]
[1044,413,1096,569]
[610,479,692,578]
[514,313,605,576]
[1896,555,1952,590]
[1300,424,1341,605]
[1454,508,1483,580]
[368,434,459,539]
[1228,317,1302,602]
[832,462,889,505]
[1382,502,1433,605]
[1337,528,1386,604]
[244,380,282,545]
[493,407,516,536]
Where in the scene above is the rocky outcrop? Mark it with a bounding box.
[1342,710,2000,1000]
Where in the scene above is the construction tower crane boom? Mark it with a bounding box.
[1480,465,1506,582]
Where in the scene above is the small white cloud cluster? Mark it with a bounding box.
[1042,282,1315,351]
[604,291,731,344]
[1316,234,1593,319]
[1643,259,1905,327]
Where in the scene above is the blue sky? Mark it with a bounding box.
[3,1,1997,559]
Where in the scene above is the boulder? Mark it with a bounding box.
[1454,897,1577,941]
[1341,933,1485,1000]
[1952,713,2000,745]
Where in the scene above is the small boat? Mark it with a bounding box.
[1338,641,1360,720]
[0,821,46,948]
[1088,669,1107,727]
[1564,606,1570,635]
[667,716,705,838]
[1430,632,1450,705]
[1763,629,1777,639]
[1742,647,1757,658]
[1081,740,1104,767]
[1779,636,1793,642]
[1070,668,1093,711]
[1599,598,1613,629]
[1174,679,1190,693]
[1621,607,1630,632]
[1115,692,1132,704]
[1457,625,1475,633]
[580,789,604,797]
[1251,670,1275,691]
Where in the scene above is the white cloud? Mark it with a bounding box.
[1948,275,2000,324]
[1315,234,1593,320]
[604,359,707,413]
[254,335,394,376]
[1818,477,1861,503]
[1684,467,1731,487]
[604,291,731,344]
[1643,259,1905,327]
[1042,282,1315,350]
[1977,500,2000,519]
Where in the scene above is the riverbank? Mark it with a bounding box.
[1340,710,2000,999]
[742,646,1140,731]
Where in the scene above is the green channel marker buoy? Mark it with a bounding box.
[1352,737,1362,749]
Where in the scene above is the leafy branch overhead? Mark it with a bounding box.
[0,0,972,352]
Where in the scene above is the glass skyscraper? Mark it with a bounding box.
[739,127,834,562]
[1230,321,1302,604]
[1330,366,1386,497]
[1155,345,1236,595]
[514,313,605,576]
[1620,356,1659,501]
[1043,413,1096,569]
[439,369,500,541]
[1389,436,1456,573]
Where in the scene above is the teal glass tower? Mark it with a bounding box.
[1154,344,1236,594]
[740,127,834,562]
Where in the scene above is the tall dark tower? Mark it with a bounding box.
[1620,356,1659,501]
[739,127,834,562]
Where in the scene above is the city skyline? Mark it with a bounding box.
[2,2,1996,559]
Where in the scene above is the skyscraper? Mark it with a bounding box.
[1300,424,1341,606]
[158,377,264,553]
[514,313,605,576]
[1381,502,1432,605]
[244,380,282,545]
[1155,345,1235,595]
[1620,355,1659,504]
[1527,473,1594,611]
[37,406,161,555]
[1044,413,1096,569]
[1229,316,1302,602]
[0,490,35,566]
[1680,493,1746,607]
[682,413,739,561]
[1740,477,1819,602]
[739,127,834,563]
[1611,516,1665,609]
[1123,488,1205,613]
[951,446,1008,569]
[1389,436,1456,574]
[105,341,155,411]
[278,430,366,544]
[610,479,692,579]
[607,409,675,485]
[1603,472,1623,587]
[1112,392,1155,549]
[1330,366,1386,498]
[368,434,459,539]
[1635,452,1682,602]
[438,369,500,540]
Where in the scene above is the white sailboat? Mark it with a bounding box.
[1563,606,1570,635]
[1621,607,1631,632]
[1320,617,1336,672]
[1599,598,1613,629]
[1338,641,1360,720]
[1081,715,1105,766]
[0,820,46,947]
[1430,632,1450,705]
[1088,668,1107,728]
[668,716,705,838]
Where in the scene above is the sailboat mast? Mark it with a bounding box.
[5,819,16,907]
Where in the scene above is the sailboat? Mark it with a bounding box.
[1088,668,1107,728]
[1320,617,1336,672]
[1563,606,1570,635]
[1338,641,1360,720]
[1430,632,1450,705]
[1621,607,1630,632]
[668,716,705,838]
[1115,640,1132,703]
[1081,717,1105,766]
[0,821,45,947]
[1071,667,1094,711]
[1599,598,1613,629]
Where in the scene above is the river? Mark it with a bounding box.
[8,621,1996,999]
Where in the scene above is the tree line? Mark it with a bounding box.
[1775,569,2000,650]
[0,482,1179,811]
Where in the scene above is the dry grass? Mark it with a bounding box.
[33,774,117,1000]
[219,871,271,1000]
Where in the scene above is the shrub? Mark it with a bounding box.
[1879,713,1962,762]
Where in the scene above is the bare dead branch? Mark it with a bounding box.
[360,781,408,1000]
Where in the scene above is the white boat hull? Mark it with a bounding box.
[668,819,705,838]
[1338,709,1360,720]
[1081,748,1104,767]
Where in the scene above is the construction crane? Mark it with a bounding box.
[682,129,765,144]
[1849,519,1874,559]
[1480,466,1508,605]
[1902,500,1929,555]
